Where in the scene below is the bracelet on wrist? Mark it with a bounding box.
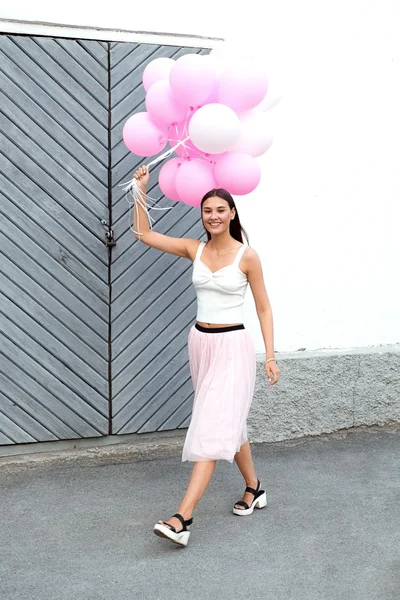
[265,358,276,364]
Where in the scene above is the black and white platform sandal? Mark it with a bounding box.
[232,479,267,516]
[153,513,193,547]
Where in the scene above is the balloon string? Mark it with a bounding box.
[120,134,216,237]
[146,136,190,168]
[182,109,192,158]
[125,184,175,237]
[120,136,191,237]
[174,123,186,158]
[182,108,191,139]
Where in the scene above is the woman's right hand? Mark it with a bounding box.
[133,165,150,189]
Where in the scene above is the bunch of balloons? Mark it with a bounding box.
[123,48,278,207]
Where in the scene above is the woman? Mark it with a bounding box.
[132,165,280,547]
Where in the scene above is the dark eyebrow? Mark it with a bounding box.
[203,205,228,209]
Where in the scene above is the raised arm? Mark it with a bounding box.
[132,165,199,260]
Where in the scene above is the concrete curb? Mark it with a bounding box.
[1,422,399,474]
[0,431,185,473]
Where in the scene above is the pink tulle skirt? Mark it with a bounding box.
[182,324,256,463]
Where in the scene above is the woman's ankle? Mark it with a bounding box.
[176,507,194,521]
[245,476,259,488]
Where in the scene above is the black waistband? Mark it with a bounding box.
[195,323,245,334]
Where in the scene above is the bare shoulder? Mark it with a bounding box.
[242,247,261,267]
[243,247,259,260]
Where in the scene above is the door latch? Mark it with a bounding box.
[101,220,116,248]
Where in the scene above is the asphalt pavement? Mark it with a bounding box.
[1,426,399,600]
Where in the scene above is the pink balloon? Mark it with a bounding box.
[175,159,217,207]
[168,120,199,158]
[146,80,187,127]
[158,157,183,202]
[197,55,220,103]
[170,54,217,107]
[143,57,175,92]
[217,62,268,113]
[122,112,168,157]
[214,152,261,195]
[199,86,218,107]
[205,151,229,164]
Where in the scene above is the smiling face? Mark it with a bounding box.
[201,195,236,237]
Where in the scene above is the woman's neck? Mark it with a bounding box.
[208,232,238,252]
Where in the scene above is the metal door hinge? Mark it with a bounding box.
[101,220,116,248]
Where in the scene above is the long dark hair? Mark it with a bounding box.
[200,189,249,244]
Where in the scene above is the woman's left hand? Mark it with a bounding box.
[265,360,280,385]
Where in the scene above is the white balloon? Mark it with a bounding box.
[189,103,240,154]
[231,111,274,157]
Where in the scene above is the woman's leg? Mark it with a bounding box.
[234,441,259,509]
[158,460,216,530]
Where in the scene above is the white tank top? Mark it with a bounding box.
[192,241,248,324]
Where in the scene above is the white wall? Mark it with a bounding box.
[1,0,399,353]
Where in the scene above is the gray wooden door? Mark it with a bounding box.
[0,35,208,445]
[110,43,208,435]
[0,35,109,443]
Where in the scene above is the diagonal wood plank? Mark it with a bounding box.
[0,55,107,163]
[110,42,210,435]
[0,35,109,444]
[1,36,108,146]
[0,34,211,445]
